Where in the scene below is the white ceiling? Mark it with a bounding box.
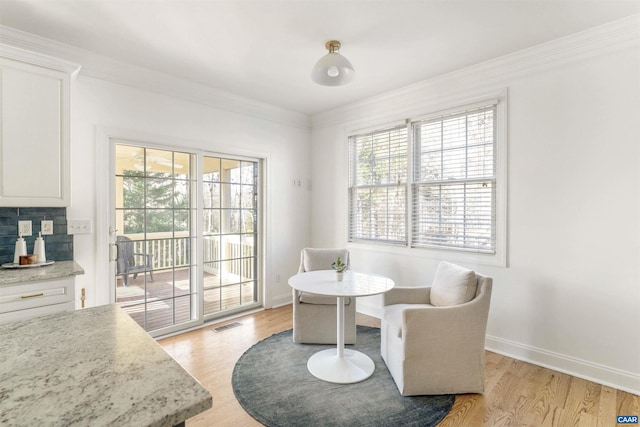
[1,1,638,115]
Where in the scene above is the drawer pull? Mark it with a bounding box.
[21,293,45,299]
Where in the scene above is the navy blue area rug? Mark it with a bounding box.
[232,326,455,427]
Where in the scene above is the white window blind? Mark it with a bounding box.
[348,125,408,244]
[411,105,496,253]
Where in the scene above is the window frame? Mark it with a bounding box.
[346,91,508,267]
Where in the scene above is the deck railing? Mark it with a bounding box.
[126,233,254,280]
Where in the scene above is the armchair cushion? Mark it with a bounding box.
[430,261,477,307]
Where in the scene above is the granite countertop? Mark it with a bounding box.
[0,260,84,287]
[0,304,212,426]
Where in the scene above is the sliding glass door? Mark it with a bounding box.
[114,144,198,333]
[202,156,259,317]
[111,140,262,335]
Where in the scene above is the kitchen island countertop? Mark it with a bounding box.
[0,304,212,426]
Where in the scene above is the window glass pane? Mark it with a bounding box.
[221,284,242,310]
[241,185,255,209]
[221,159,241,183]
[173,238,191,266]
[203,209,220,235]
[413,182,494,252]
[174,180,190,209]
[241,161,255,184]
[467,144,494,178]
[241,281,257,304]
[417,151,441,181]
[222,183,241,209]
[203,182,220,208]
[241,211,256,233]
[146,210,174,234]
[441,148,467,180]
[146,178,174,208]
[146,149,173,178]
[119,209,144,235]
[203,236,220,262]
[174,295,192,324]
[173,152,191,180]
[174,209,190,233]
[441,115,467,150]
[221,210,241,234]
[117,176,144,209]
[349,186,405,242]
[468,110,494,145]
[145,298,174,330]
[115,145,144,176]
[203,157,221,182]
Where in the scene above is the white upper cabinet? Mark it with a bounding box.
[0,46,79,207]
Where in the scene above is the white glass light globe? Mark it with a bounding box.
[311,52,355,86]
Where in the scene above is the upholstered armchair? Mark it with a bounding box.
[292,248,356,344]
[381,261,493,396]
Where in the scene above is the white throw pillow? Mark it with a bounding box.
[430,261,477,307]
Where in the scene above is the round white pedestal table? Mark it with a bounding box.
[288,270,394,384]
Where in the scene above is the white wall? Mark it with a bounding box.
[69,76,311,310]
[309,20,640,393]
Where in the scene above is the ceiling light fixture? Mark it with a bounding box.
[311,40,355,86]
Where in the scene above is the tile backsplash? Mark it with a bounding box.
[0,208,74,265]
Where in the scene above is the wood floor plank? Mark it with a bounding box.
[597,386,617,427]
[157,306,640,427]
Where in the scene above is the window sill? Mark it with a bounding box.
[346,241,507,268]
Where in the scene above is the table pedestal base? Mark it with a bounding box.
[307,348,375,384]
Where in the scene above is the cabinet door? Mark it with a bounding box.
[0,58,70,206]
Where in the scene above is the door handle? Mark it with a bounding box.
[109,243,119,262]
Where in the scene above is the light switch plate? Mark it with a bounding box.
[41,220,54,235]
[67,219,92,235]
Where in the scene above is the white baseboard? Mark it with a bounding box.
[270,292,292,309]
[486,335,640,396]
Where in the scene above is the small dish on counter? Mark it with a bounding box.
[1,261,56,269]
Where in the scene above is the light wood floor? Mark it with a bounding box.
[159,305,639,427]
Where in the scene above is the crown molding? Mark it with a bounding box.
[312,14,640,129]
[0,43,81,75]
[0,25,310,130]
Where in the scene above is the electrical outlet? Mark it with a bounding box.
[18,220,32,236]
[41,220,54,235]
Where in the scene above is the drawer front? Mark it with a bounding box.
[0,301,74,324]
[0,278,74,314]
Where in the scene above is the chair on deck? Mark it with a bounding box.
[292,248,356,344]
[116,236,154,287]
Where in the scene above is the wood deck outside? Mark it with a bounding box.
[116,268,256,332]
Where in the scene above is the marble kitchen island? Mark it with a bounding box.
[0,304,212,426]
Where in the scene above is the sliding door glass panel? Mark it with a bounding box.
[203,156,258,316]
[114,143,196,333]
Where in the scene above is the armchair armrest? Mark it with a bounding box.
[401,286,491,358]
[383,286,431,306]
